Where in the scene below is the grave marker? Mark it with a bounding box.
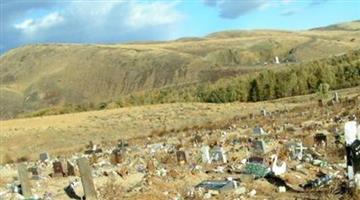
[253,127,266,135]
[211,147,227,163]
[253,140,268,154]
[17,163,32,198]
[176,150,187,164]
[201,146,211,164]
[67,161,76,176]
[77,157,97,200]
[39,152,50,162]
[52,161,65,177]
[314,133,327,147]
[110,149,123,165]
[28,166,41,180]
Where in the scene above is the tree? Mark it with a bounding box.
[317,83,330,100]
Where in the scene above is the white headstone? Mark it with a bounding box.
[201,146,211,164]
[275,56,280,64]
[211,147,227,163]
[345,121,357,145]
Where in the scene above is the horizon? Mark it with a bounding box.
[1,0,359,54]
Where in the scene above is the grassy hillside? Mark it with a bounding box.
[1,20,360,119]
[0,86,359,164]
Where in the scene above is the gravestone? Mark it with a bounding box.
[260,109,267,117]
[350,140,360,174]
[39,152,50,162]
[211,147,227,163]
[17,163,32,198]
[253,140,267,154]
[110,149,123,165]
[193,134,202,144]
[287,142,304,160]
[28,166,41,180]
[146,159,156,173]
[201,146,211,164]
[176,150,187,164]
[85,141,103,154]
[333,92,339,103]
[314,133,327,147]
[117,139,128,152]
[67,161,76,176]
[253,127,266,135]
[53,161,65,177]
[77,157,97,200]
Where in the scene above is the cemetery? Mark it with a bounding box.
[0,94,359,199]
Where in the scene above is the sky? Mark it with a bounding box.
[0,0,359,53]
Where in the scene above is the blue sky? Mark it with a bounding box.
[0,0,359,53]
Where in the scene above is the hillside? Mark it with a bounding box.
[0,86,358,164]
[1,20,360,119]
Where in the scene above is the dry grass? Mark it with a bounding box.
[0,87,358,164]
[98,180,126,200]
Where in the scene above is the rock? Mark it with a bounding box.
[248,189,256,197]
[234,186,246,195]
[203,192,212,199]
[278,186,286,193]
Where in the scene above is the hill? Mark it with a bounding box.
[0,86,358,164]
[1,20,360,119]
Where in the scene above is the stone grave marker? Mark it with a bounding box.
[52,161,65,177]
[350,140,360,174]
[253,127,266,135]
[28,166,41,180]
[287,142,304,160]
[39,152,50,162]
[253,140,268,154]
[67,161,76,176]
[176,150,187,164]
[314,133,327,147]
[77,157,97,200]
[146,159,156,173]
[201,146,211,164]
[110,149,123,165]
[211,147,227,163]
[261,109,267,116]
[17,163,32,198]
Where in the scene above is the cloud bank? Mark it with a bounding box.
[0,0,183,53]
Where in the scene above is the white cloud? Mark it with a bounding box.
[2,1,184,53]
[127,2,183,28]
[204,0,267,19]
[14,12,64,34]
